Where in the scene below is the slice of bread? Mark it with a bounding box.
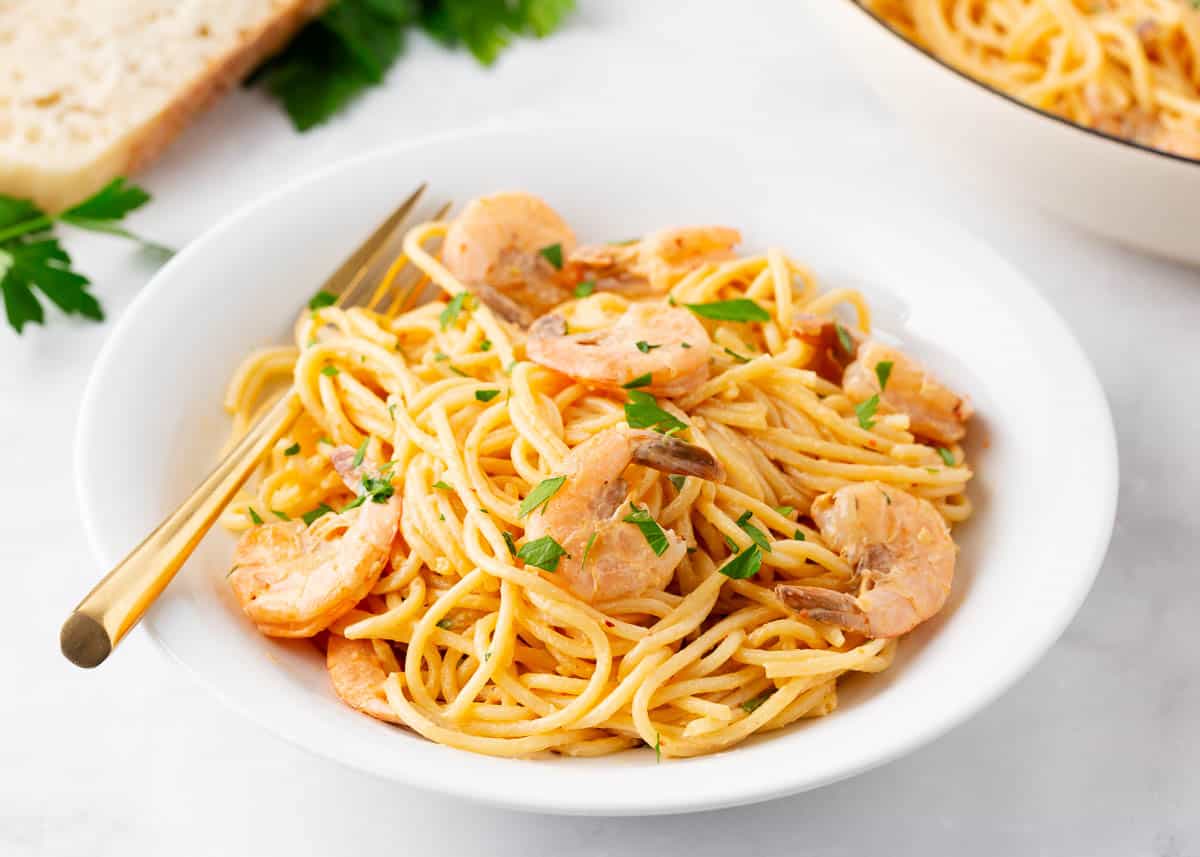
[0,0,329,212]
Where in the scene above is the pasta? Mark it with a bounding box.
[219,193,974,760]
[864,0,1200,159]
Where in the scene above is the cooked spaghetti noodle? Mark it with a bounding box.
[219,196,974,760]
[864,0,1200,159]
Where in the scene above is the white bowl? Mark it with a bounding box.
[76,127,1118,815]
[813,1,1200,266]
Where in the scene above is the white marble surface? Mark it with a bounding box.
[3,2,1198,854]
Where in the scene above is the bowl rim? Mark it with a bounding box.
[74,125,1121,815]
[841,0,1200,169]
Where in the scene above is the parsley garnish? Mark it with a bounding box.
[875,360,893,392]
[684,298,770,323]
[283,442,301,456]
[308,289,337,311]
[622,372,653,389]
[440,291,470,329]
[432,480,452,490]
[358,474,395,505]
[669,475,686,492]
[519,475,566,517]
[320,364,339,376]
[835,323,855,354]
[271,509,290,521]
[351,438,368,468]
[479,339,492,352]
[773,505,795,517]
[722,534,739,553]
[622,504,670,556]
[433,351,449,361]
[538,242,564,270]
[741,690,773,713]
[855,394,879,429]
[502,531,518,557]
[448,365,468,377]
[302,504,333,525]
[735,511,772,553]
[793,529,805,541]
[247,506,264,525]
[574,279,596,298]
[635,341,660,353]
[624,390,687,434]
[723,346,750,364]
[475,388,501,402]
[719,545,763,579]
[654,733,662,763]
[679,341,692,349]
[436,617,454,630]
[580,531,598,570]
[936,446,956,466]
[517,535,569,572]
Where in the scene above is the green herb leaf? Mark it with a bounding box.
[573,279,596,298]
[723,346,750,364]
[302,503,334,525]
[351,437,369,468]
[735,510,772,553]
[320,364,340,377]
[284,442,302,457]
[475,388,501,402]
[936,446,956,466]
[654,732,662,763]
[622,372,653,389]
[59,178,167,254]
[341,495,366,512]
[718,545,763,580]
[855,394,879,429]
[793,529,805,541]
[502,531,518,557]
[835,323,855,355]
[622,504,670,556]
[874,360,893,392]
[519,475,566,518]
[580,531,598,570]
[773,505,794,517]
[538,242,563,270]
[479,339,492,352]
[669,475,686,492]
[1,238,101,333]
[436,617,454,630]
[679,341,692,349]
[440,291,469,329]
[432,480,453,490]
[272,509,291,521]
[635,341,660,353]
[361,474,395,504]
[308,289,337,311]
[741,690,773,714]
[433,350,449,361]
[684,298,770,323]
[248,506,264,525]
[722,534,739,553]
[448,365,468,377]
[624,390,688,434]
[517,535,569,572]
[421,0,575,65]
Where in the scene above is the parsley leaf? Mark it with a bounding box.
[793,529,805,541]
[580,531,598,570]
[741,690,774,714]
[59,178,168,254]
[773,505,795,517]
[573,279,596,298]
[320,365,340,377]
[835,323,855,355]
[502,531,518,557]
[624,390,688,434]
[302,504,334,525]
[479,338,492,352]
[635,341,660,353]
[284,442,302,456]
[436,617,454,630]
[622,372,653,389]
[432,480,452,490]
[247,506,264,525]
[308,289,337,311]
[622,504,670,556]
[519,475,566,517]
[669,474,686,492]
[351,437,369,468]
[654,732,662,763]
[855,394,880,429]
[538,242,564,270]
[874,360,893,392]
[684,298,770,323]
[475,388,501,402]
[936,446,956,466]
[422,0,575,65]
[272,509,291,521]
[718,545,763,580]
[735,510,772,553]
[440,291,470,329]
[723,346,750,364]
[517,535,568,572]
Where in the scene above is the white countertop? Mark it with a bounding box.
[3,2,1198,854]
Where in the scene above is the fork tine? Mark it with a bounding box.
[317,183,427,309]
[372,201,455,317]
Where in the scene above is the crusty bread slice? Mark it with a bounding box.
[0,0,329,212]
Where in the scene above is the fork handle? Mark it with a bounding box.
[62,393,302,668]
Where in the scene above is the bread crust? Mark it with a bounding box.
[0,0,330,212]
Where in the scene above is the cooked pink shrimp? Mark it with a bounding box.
[326,635,402,724]
[523,427,725,602]
[776,482,955,638]
[526,303,711,396]
[228,459,401,637]
[442,191,577,327]
[569,226,741,294]
[843,340,973,444]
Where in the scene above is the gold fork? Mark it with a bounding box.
[62,183,449,668]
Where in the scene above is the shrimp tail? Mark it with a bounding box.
[529,313,568,339]
[630,433,726,482]
[774,584,871,635]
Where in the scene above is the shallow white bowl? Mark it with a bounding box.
[814,1,1200,266]
[77,127,1118,815]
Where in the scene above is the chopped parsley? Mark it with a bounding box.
[351,437,368,468]
[622,504,670,556]
[875,360,894,392]
[679,341,692,349]
[538,242,564,270]
[573,279,596,298]
[722,533,739,553]
[433,350,449,361]
[432,480,453,490]
[684,298,770,323]
[301,504,333,525]
[361,474,395,504]
[773,505,795,517]
[855,394,879,429]
[723,346,750,364]
[517,535,568,572]
[635,341,660,353]
[475,388,501,402]
[502,531,518,557]
[271,509,290,521]
[622,372,653,389]
[320,364,339,376]
[937,447,956,466]
[835,323,855,354]
[624,390,688,434]
[308,289,336,311]
[448,365,469,377]
[669,474,686,492]
[439,291,470,330]
[519,475,566,518]
[479,339,492,352]
[436,618,454,630]
[718,545,763,579]
[654,732,662,763]
[735,510,772,553]
[741,690,774,714]
[794,529,805,541]
[283,442,301,456]
[247,506,264,525]
[580,531,598,570]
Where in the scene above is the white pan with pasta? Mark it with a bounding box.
[815,1,1200,266]
[76,127,1117,814]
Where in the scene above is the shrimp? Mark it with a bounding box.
[526,303,711,396]
[843,340,973,444]
[523,427,726,602]
[569,226,741,294]
[326,634,402,724]
[442,191,577,328]
[228,461,401,637]
[792,313,860,384]
[775,482,955,638]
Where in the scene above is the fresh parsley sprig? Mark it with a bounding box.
[1,178,165,334]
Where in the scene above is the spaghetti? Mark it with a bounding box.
[219,195,974,760]
[864,0,1200,159]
